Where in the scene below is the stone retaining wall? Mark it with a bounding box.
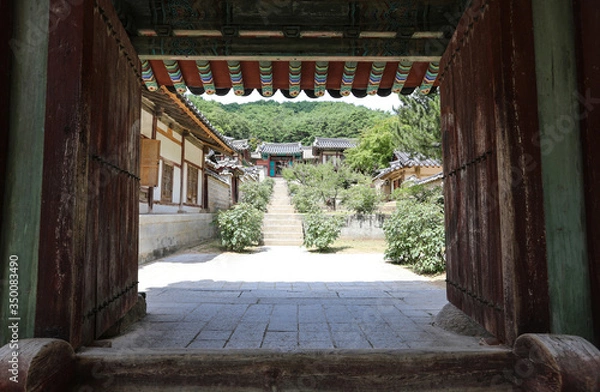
[139,213,216,264]
[339,213,389,240]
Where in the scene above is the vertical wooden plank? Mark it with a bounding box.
[493,0,550,345]
[36,0,91,348]
[573,0,600,347]
[468,9,492,335]
[480,6,505,339]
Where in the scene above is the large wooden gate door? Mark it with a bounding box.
[36,0,141,348]
[439,0,550,344]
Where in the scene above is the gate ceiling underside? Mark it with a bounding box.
[118,0,467,98]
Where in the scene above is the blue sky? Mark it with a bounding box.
[199,89,400,113]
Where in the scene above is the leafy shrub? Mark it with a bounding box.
[383,198,445,274]
[240,179,275,212]
[215,203,263,252]
[341,184,382,214]
[291,186,321,213]
[303,211,344,251]
[392,184,443,205]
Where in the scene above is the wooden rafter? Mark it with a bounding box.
[158,87,234,154]
[132,36,446,61]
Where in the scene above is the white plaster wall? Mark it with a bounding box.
[141,109,153,138]
[156,133,181,164]
[185,140,203,166]
[173,165,181,204]
[153,160,162,201]
[139,213,216,264]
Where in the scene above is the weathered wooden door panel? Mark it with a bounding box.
[439,0,548,344]
[87,1,141,339]
[36,0,140,348]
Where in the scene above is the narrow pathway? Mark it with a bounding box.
[262,177,304,246]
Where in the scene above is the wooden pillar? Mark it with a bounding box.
[0,0,12,242]
[0,0,49,344]
[147,111,159,212]
[531,0,594,342]
[573,0,600,347]
[179,131,188,212]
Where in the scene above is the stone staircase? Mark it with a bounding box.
[262,178,304,246]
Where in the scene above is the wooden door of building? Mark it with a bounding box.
[34,0,141,347]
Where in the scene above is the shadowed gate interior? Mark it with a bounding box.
[1,0,599,390]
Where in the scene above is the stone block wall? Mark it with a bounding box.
[139,213,216,264]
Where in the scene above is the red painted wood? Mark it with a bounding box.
[574,0,600,347]
[154,59,440,93]
[36,0,140,349]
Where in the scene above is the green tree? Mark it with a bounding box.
[186,95,392,144]
[344,117,398,174]
[283,163,359,211]
[394,91,442,161]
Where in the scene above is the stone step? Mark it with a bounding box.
[262,225,303,232]
[263,214,303,219]
[262,239,304,246]
[74,348,516,391]
[262,233,303,240]
[267,208,296,213]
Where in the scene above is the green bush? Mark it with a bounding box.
[392,184,443,205]
[383,198,445,274]
[303,211,344,251]
[291,186,321,213]
[341,184,382,214]
[240,179,275,212]
[215,203,263,252]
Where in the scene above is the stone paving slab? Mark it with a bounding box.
[107,247,489,351]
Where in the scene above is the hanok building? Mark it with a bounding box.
[138,86,236,263]
[374,151,443,197]
[256,142,304,177]
[2,0,600,390]
[312,137,357,165]
[139,86,235,214]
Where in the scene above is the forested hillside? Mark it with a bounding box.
[186,95,392,146]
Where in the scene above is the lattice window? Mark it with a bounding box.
[187,165,199,205]
[161,162,174,202]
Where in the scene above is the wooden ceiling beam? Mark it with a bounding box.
[131,0,465,37]
[132,36,447,61]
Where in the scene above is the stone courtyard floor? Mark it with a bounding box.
[108,246,487,351]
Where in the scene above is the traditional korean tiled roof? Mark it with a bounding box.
[375,151,442,180]
[312,137,357,151]
[393,151,441,168]
[416,171,444,185]
[258,142,303,156]
[232,139,250,151]
[142,87,234,155]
